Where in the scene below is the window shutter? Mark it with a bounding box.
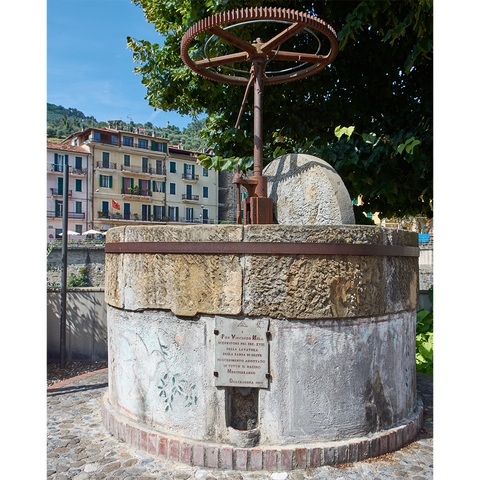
[99,174,103,187]
[184,163,187,174]
[162,181,165,193]
[151,140,155,151]
[161,205,165,218]
[162,143,167,153]
[147,180,151,191]
[65,154,68,166]
[122,177,125,190]
[192,165,195,175]
[153,180,156,191]
[54,153,58,163]
[109,176,112,188]
[131,178,134,188]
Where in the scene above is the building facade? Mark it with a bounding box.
[56,127,218,234]
[47,143,91,242]
[166,146,218,224]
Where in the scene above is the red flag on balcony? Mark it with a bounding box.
[112,200,120,210]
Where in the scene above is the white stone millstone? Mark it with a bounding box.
[263,153,355,225]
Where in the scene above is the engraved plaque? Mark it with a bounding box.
[215,317,269,388]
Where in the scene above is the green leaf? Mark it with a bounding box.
[382,28,393,42]
[335,126,355,141]
[362,133,378,145]
[405,139,421,154]
[417,309,430,322]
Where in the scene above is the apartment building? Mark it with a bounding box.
[46,143,91,241]
[166,146,218,224]
[58,127,218,232]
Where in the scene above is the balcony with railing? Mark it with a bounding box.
[121,188,152,197]
[182,194,199,202]
[96,161,117,170]
[97,211,162,222]
[121,165,166,176]
[50,188,72,197]
[70,167,87,175]
[50,164,63,173]
[182,173,199,182]
[47,211,85,219]
[49,165,86,175]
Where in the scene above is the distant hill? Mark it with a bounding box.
[47,103,97,123]
[46,103,209,151]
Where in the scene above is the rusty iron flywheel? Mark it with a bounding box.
[180,7,338,85]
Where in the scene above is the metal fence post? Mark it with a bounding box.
[60,159,69,369]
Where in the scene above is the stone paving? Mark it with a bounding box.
[47,372,433,480]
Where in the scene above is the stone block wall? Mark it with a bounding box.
[47,246,106,287]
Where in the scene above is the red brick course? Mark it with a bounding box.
[102,392,424,471]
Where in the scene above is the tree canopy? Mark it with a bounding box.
[128,0,433,219]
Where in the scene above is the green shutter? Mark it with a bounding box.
[147,180,151,191]
[162,143,167,153]
[151,140,156,151]
[184,163,187,174]
[192,165,195,175]
[64,154,68,166]
[122,177,125,190]
[54,153,58,163]
[99,174,103,187]
[176,207,179,218]
[162,181,165,193]
[109,176,112,188]
[153,180,156,192]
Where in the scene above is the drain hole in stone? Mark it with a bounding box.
[227,387,258,431]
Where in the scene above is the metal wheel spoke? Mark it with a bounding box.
[195,51,249,69]
[270,50,328,64]
[207,26,257,55]
[259,22,305,55]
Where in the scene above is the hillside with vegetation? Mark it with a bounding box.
[46,103,209,151]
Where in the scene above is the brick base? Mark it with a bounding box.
[102,392,423,471]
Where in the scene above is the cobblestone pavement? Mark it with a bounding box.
[47,372,433,480]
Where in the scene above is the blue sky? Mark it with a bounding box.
[47,0,195,130]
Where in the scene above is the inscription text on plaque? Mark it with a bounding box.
[214,317,269,388]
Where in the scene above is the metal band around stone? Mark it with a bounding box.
[105,242,419,257]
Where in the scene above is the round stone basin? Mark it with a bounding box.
[102,224,423,470]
